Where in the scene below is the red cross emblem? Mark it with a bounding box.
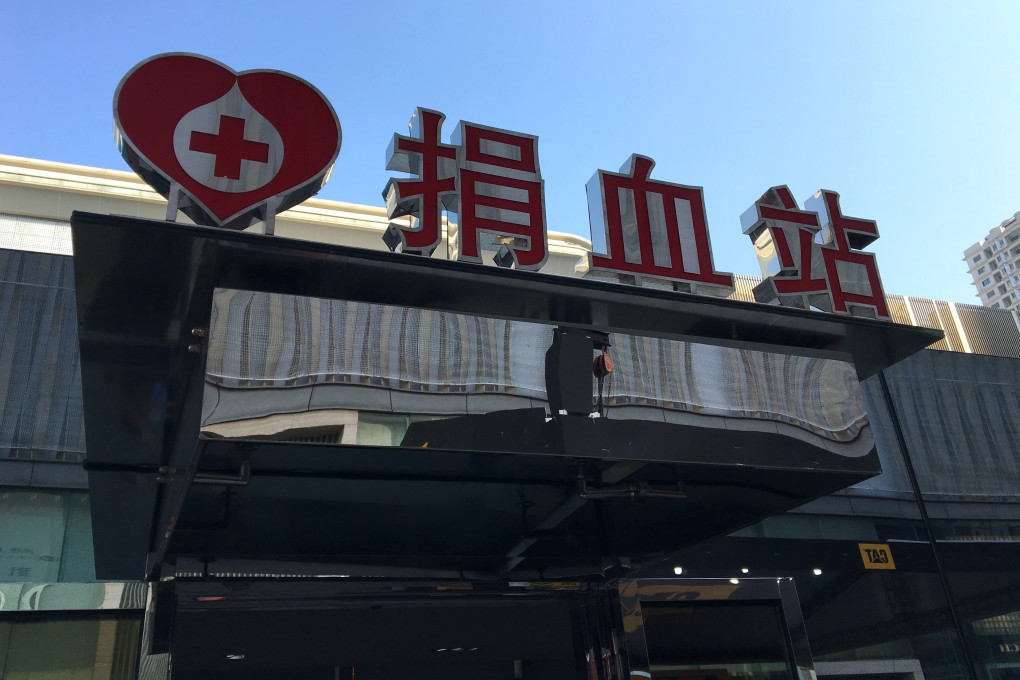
[188,115,270,181]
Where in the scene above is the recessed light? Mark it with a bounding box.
[673,566,684,575]
[226,654,245,661]
[435,648,447,652]
[741,568,749,574]
[729,578,739,585]
[812,568,823,576]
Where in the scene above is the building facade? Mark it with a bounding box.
[2,155,1020,679]
[964,212,1020,311]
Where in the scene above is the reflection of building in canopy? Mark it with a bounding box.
[203,294,871,451]
[4,154,1020,680]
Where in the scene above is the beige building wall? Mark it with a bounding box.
[0,154,592,277]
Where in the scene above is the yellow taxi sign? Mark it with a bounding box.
[859,543,896,570]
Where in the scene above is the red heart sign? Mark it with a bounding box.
[114,53,341,231]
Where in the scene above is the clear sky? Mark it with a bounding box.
[3,0,1018,304]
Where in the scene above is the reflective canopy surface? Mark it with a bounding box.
[69,212,940,580]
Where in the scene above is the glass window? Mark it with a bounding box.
[643,601,794,680]
[0,491,94,583]
[0,618,141,679]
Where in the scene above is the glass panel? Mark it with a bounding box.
[0,491,94,583]
[662,534,969,679]
[882,350,1020,680]
[167,592,586,680]
[0,617,141,679]
[643,601,793,680]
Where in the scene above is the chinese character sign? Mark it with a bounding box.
[383,107,548,270]
[741,186,889,320]
[382,108,457,257]
[586,155,734,295]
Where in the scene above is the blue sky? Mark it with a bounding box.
[3,1,1018,304]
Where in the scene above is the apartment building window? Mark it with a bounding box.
[987,291,995,299]
[973,254,983,262]
[978,266,987,274]
[982,278,992,287]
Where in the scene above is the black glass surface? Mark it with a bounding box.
[643,601,793,680]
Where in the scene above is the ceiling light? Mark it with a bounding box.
[729,578,739,585]
[741,568,749,574]
[812,568,823,576]
[673,566,684,575]
[226,654,245,661]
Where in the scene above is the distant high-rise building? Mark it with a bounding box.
[964,211,1020,310]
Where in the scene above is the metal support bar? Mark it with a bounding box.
[577,474,686,500]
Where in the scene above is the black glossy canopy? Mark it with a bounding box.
[70,212,942,580]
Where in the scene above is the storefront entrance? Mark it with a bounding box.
[159,578,811,680]
[66,213,939,680]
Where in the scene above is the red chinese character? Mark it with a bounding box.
[383,111,548,269]
[453,122,547,270]
[383,108,458,256]
[742,187,889,320]
[808,190,889,319]
[741,186,828,307]
[587,155,733,293]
